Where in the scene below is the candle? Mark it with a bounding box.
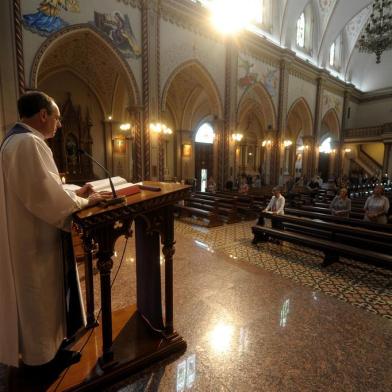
[61,176,66,184]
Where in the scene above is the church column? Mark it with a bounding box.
[276,57,291,185]
[336,90,351,179]
[223,41,238,189]
[383,142,392,177]
[302,135,314,181]
[312,75,327,176]
[127,105,143,182]
[0,0,19,137]
[142,0,160,180]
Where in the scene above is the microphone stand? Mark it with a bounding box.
[77,149,125,206]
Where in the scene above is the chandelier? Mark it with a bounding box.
[357,0,392,64]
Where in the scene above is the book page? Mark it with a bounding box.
[87,176,128,192]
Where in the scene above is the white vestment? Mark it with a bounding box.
[0,123,88,367]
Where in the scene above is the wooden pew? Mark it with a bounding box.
[284,208,392,233]
[299,205,364,219]
[175,203,222,227]
[252,213,392,268]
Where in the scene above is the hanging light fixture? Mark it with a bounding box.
[357,0,392,64]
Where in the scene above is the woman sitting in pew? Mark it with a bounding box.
[330,188,351,218]
[364,185,390,224]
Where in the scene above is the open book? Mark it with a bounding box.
[87,176,140,197]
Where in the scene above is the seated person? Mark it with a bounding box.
[207,176,216,192]
[263,186,285,215]
[364,185,390,224]
[238,175,249,194]
[330,188,351,218]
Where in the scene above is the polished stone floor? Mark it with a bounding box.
[2,222,392,391]
[83,225,391,391]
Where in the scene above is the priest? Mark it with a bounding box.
[0,91,108,372]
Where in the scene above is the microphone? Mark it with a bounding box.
[77,148,125,206]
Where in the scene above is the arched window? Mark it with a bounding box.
[329,42,335,66]
[195,122,214,144]
[295,4,314,55]
[328,35,342,71]
[296,12,305,48]
[319,137,331,153]
[253,0,264,25]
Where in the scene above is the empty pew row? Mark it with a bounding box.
[252,212,392,269]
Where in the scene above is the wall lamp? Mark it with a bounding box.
[232,133,243,142]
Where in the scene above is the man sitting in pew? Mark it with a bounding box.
[364,185,390,224]
[263,186,285,215]
[330,188,351,218]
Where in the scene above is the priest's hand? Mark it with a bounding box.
[75,183,94,198]
[87,191,112,206]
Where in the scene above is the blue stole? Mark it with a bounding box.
[0,124,32,150]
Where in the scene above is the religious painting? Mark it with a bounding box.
[182,144,192,158]
[93,11,141,59]
[261,68,278,97]
[23,0,80,37]
[238,56,258,88]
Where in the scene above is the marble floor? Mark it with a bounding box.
[2,221,392,391]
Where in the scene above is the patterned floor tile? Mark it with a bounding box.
[174,220,392,319]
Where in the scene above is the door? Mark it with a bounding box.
[195,143,213,191]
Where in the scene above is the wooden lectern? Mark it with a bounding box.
[62,182,189,390]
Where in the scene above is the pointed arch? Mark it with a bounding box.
[237,82,277,134]
[286,97,314,141]
[30,24,140,107]
[321,108,340,141]
[161,59,224,121]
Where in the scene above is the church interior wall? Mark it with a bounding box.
[361,143,385,166]
[236,51,280,111]
[160,19,226,103]
[352,97,392,128]
[3,0,391,184]
[287,73,317,121]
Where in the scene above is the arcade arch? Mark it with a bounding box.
[33,25,140,182]
[162,61,223,182]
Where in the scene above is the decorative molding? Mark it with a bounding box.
[13,0,25,94]
[160,1,223,43]
[116,0,142,9]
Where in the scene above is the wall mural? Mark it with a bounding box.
[92,11,141,58]
[23,0,80,37]
[238,56,278,97]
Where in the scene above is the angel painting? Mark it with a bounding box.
[23,0,80,37]
[238,56,258,88]
[94,11,141,59]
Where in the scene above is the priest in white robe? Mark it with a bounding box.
[0,91,107,368]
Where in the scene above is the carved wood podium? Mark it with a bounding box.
[60,182,189,391]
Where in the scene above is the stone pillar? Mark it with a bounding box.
[275,58,291,185]
[336,90,351,179]
[223,41,238,189]
[313,75,327,175]
[0,0,19,137]
[142,0,160,180]
[302,135,315,181]
[383,142,392,177]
